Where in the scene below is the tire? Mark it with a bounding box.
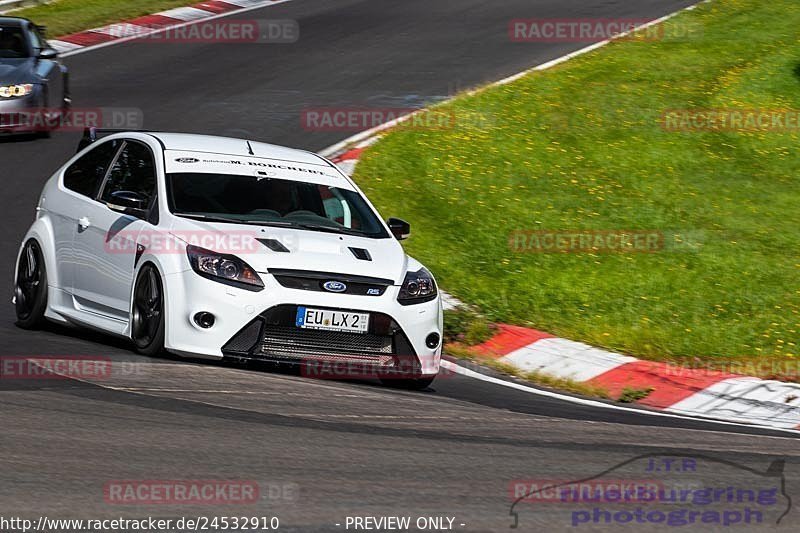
[14,239,48,329]
[380,375,436,390]
[131,264,165,356]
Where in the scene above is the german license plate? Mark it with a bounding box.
[295,307,369,334]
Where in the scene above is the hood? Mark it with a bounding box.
[168,218,408,284]
[0,58,37,85]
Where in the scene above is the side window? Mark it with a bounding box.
[100,141,157,205]
[319,186,363,229]
[27,26,43,52]
[63,140,121,198]
[0,26,28,58]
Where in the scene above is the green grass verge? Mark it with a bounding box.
[14,0,205,37]
[443,308,495,346]
[354,0,800,365]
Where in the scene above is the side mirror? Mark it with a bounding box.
[387,217,410,240]
[107,190,148,216]
[38,48,58,60]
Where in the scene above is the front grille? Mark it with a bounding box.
[261,325,392,360]
[221,305,419,373]
[269,269,391,296]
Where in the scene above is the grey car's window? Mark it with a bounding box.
[27,26,44,52]
[63,140,122,199]
[0,26,29,58]
[100,141,157,205]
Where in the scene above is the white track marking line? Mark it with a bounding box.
[441,360,800,437]
[59,0,294,58]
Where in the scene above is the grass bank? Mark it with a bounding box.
[355,0,800,365]
[14,0,206,37]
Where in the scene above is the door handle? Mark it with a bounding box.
[77,216,91,231]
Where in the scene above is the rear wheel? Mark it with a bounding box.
[131,264,165,356]
[14,240,48,329]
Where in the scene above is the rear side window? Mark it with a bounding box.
[63,140,121,198]
[99,141,157,205]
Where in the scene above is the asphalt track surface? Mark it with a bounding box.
[2,0,799,531]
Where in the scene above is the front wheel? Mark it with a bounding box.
[14,239,48,329]
[131,264,165,356]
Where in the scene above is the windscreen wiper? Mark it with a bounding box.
[296,222,362,235]
[173,213,295,228]
[173,213,245,224]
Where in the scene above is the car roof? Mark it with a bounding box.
[0,18,28,27]
[150,132,329,167]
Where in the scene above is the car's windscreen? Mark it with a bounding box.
[166,173,389,238]
[0,26,29,58]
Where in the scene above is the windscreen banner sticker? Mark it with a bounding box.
[167,152,341,184]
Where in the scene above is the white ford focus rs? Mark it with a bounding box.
[14,129,443,388]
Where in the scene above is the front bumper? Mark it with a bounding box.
[162,269,443,377]
[0,93,42,133]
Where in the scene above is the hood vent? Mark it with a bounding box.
[349,247,372,261]
[258,238,290,253]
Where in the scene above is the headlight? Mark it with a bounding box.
[397,267,437,305]
[186,245,264,292]
[0,84,33,98]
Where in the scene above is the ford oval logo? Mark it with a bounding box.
[323,281,347,293]
[175,157,200,163]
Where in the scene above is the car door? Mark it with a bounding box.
[71,140,157,319]
[56,139,123,295]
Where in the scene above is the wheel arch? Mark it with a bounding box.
[128,256,172,343]
[17,218,59,292]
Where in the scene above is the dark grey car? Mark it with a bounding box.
[0,17,69,136]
